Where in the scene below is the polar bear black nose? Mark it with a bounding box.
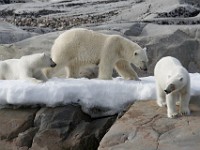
[164,89,171,94]
[164,84,175,94]
[140,67,147,71]
[51,62,57,68]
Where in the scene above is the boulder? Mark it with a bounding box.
[30,105,116,150]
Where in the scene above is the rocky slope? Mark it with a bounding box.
[0,0,200,150]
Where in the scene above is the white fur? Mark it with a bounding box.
[154,56,190,118]
[50,28,148,80]
[0,53,55,83]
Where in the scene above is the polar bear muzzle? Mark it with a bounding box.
[50,58,57,68]
[139,61,148,71]
[164,84,176,94]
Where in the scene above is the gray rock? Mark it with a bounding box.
[30,105,116,150]
[124,23,147,36]
[0,108,39,140]
[123,23,200,76]
[0,21,36,44]
[0,105,116,150]
[15,127,39,148]
[98,96,200,150]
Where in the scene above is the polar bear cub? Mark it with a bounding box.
[0,53,56,83]
[48,28,148,80]
[154,56,190,118]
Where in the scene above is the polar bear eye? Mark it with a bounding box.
[134,52,138,56]
[179,77,183,81]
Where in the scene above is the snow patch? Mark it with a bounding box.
[0,73,200,117]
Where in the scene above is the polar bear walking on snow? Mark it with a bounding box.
[154,56,190,118]
[46,28,148,80]
[0,53,56,83]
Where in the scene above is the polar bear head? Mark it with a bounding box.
[164,72,187,94]
[40,53,57,68]
[22,53,56,69]
[131,47,148,71]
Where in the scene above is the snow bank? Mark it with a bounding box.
[0,73,200,117]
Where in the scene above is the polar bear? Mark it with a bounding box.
[0,53,56,83]
[47,28,148,80]
[154,56,190,118]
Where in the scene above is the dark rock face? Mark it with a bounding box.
[0,105,116,150]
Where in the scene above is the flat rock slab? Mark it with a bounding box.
[98,96,200,150]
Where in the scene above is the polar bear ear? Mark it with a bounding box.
[143,47,147,51]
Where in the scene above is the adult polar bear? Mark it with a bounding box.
[49,28,148,80]
[154,56,190,118]
[0,53,56,83]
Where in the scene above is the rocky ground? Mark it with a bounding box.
[0,0,200,149]
[99,96,200,150]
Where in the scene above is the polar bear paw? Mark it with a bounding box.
[28,78,44,84]
[126,77,141,81]
[168,112,179,118]
[157,101,166,107]
[180,107,190,116]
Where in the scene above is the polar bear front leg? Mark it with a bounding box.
[20,71,43,83]
[155,83,166,107]
[115,60,140,80]
[34,70,48,82]
[179,92,190,116]
[98,60,114,80]
[166,93,178,118]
